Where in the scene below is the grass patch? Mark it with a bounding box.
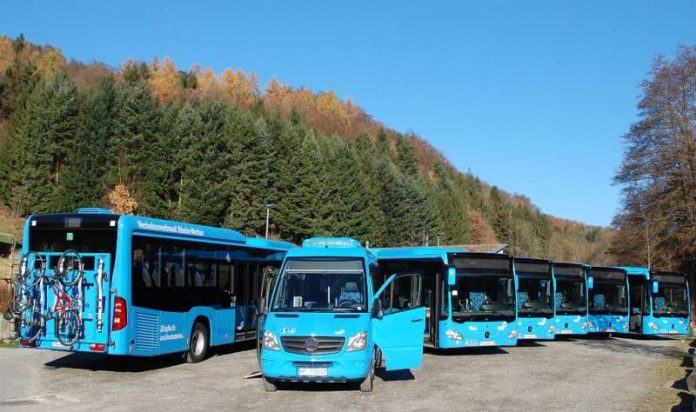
[635,339,694,410]
[0,339,18,349]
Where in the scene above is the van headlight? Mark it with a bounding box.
[445,329,463,341]
[262,331,280,351]
[347,331,368,351]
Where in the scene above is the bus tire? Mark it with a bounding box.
[360,349,376,392]
[262,376,277,392]
[186,322,209,363]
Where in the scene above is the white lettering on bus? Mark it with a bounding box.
[136,221,205,237]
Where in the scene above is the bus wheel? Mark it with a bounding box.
[262,376,277,392]
[186,322,209,363]
[360,350,376,392]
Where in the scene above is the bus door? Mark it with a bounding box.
[628,276,644,333]
[373,274,426,371]
[38,251,112,349]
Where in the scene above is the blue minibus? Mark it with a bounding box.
[13,208,293,362]
[587,266,629,334]
[552,262,592,335]
[257,237,426,392]
[513,257,556,340]
[624,267,690,336]
[441,252,519,348]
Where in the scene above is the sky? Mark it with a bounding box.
[3,1,696,226]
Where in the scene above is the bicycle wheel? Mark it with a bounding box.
[20,301,43,341]
[19,252,44,288]
[58,250,82,287]
[55,309,81,347]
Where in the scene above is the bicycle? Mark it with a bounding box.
[47,250,84,347]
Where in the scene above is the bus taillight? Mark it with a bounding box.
[112,296,127,331]
[89,343,106,352]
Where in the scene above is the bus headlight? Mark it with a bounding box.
[508,330,518,339]
[445,330,463,341]
[262,331,280,351]
[648,322,658,330]
[347,331,368,351]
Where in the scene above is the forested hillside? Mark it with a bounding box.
[0,35,612,262]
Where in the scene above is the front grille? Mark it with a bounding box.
[281,336,345,355]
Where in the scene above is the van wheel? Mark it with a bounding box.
[262,376,277,392]
[186,322,209,363]
[360,350,376,392]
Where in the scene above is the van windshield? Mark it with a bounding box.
[451,274,515,322]
[271,259,367,313]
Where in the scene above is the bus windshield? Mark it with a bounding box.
[451,274,515,322]
[653,284,688,317]
[555,278,586,314]
[272,259,367,313]
[589,281,627,314]
[517,276,553,317]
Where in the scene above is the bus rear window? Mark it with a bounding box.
[29,228,117,257]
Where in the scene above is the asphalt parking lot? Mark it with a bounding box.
[0,336,692,411]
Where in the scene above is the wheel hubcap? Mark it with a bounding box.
[193,331,205,355]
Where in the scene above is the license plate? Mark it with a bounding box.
[298,367,328,377]
[606,328,616,332]
[522,334,537,339]
[51,341,70,349]
[668,330,678,334]
[558,330,572,334]
[479,341,496,347]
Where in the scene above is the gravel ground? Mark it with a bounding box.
[0,335,691,411]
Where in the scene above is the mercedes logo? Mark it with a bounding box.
[305,337,319,352]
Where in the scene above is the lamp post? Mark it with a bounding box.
[265,203,276,239]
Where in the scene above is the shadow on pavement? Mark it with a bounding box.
[576,337,686,359]
[515,340,546,347]
[43,340,256,372]
[425,346,509,356]
[670,392,695,411]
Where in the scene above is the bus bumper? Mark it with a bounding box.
[643,316,690,335]
[554,315,590,335]
[516,317,556,340]
[438,320,518,348]
[260,349,371,382]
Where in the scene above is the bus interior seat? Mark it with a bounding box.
[554,292,563,309]
[469,292,485,311]
[517,292,528,309]
[593,294,605,310]
[654,297,665,311]
[339,282,361,303]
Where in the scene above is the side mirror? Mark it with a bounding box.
[651,280,659,294]
[447,267,456,286]
[587,276,594,290]
[371,299,383,318]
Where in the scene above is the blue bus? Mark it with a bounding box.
[441,252,519,348]
[513,257,556,340]
[624,267,690,336]
[14,208,293,362]
[371,246,466,349]
[552,262,592,335]
[257,237,426,392]
[587,266,629,334]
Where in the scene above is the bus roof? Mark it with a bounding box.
[287,237,374,260]
[616,266,650,278]
[552,261,589,269]
[246,237,295,251]
[372,246,466,261]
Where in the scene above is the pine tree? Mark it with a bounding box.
[57,76,116,211]
[396,136,418,176]
[17,70,79,213]
[110,79,161,213]
[226,108,274,234]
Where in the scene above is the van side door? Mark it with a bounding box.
[372,273,425,371]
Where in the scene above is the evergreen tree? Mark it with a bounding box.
[16,70,79,213]
[226,108,274,234]
[396,136,418,176]
[57,76,116,210]
[110,79,161,213]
